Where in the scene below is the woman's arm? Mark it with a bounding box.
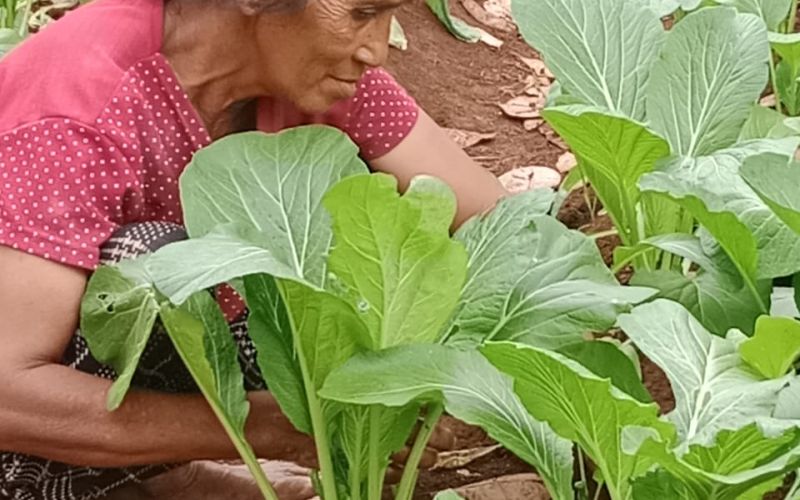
[369,109,508,227]
[0,246,314,467]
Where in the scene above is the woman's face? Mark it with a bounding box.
[254,0,406,113]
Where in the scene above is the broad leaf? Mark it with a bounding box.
[632,424,800,499]
[482,342,674,500]
[640,140,800,280]
[646,8,770,156]
[740,152,800,234]
[321,345,575,500]
[323,174,467,349]
[740,316,800,379]
[447,193,654,349]
[618,299,789,447]
[179,128,368,287]
[80,263,160,411]
[739,104,800,141]
[512,0,664,120]
[717,0,792,30]
[148,224,300,305]
[425,0,491,44]
[432,491,464,500]
[557,340,652,403]
[279,281,369,390]
[643,0,704,17]
[542,105,670,244]
[245,274,312,434]
[159,294,270,488]
[629,233,770,335]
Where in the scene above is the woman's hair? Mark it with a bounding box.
[170,0,308,15]
[238,0,309,14]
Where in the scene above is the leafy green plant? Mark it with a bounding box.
[81,126,648,499]
[521,0,800,336]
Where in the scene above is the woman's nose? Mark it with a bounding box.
[353,18,391,67]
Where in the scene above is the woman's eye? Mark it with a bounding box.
[352,7,379,20]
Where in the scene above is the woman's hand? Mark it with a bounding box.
[112,460,318,500]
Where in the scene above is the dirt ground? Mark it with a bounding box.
[386,1,562,177]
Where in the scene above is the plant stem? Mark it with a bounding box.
[592,480,605,500]
[576,448,590,500]
[17,0,31,37]
[350,425,364,500]
[367,405,385,500]
[235,441,282,500]
[395,404,445,500]
[278,283,339,500]
[770,52,784,113]
[789,0,798,34]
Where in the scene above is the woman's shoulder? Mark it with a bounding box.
[0,0,163,133]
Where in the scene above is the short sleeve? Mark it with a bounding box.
[256,68,419,161]
[339,68,419,160]
[0,119,138,269]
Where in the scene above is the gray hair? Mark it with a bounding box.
[169,0,308,15]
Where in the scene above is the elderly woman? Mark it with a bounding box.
[0,0,506,498]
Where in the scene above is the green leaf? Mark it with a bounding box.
[425,0,484,43]
[80,264,160,411]
[717,0,792,30]
[147,224,300,305]
[557,340,652,403]
[618,299,789,447]
[448,193,654,349]
[482,342,674,500]
[279,280,369,390]
[640,141,800,280]
[0,27,24,58]
[632,424,800,499]
[179,128,368,288]
[159,293,277,497]
[433,491,464,500]
[512,0,664,120]
[542,105,670,244]
[740,152,800,235]
[740,316,800,379]
[389,16,407,51]
[323,174,467,349]
[320,344,575,500]
[244,274,312,434]
[643,0,704,17]
[739,104,800,141]
[629,233,770,335]
[777,59,800,116]
[646,8,770,156]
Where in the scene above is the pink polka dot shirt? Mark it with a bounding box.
[0,0,420,277]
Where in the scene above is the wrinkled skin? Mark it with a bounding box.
[250,0,401,112]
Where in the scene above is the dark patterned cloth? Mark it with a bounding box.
[0,222,265,500]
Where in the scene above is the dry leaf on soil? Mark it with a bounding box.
[555,152,577,173]
[516,55,554,79]
[433,444,502,470]
[444,128,497,149]
[498,166,562,193]
[523,118,543,131]
[454,473,549,500]
[459,0,515,32]
[498,95,545,119]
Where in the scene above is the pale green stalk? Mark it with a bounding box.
[771,53,784,113]
[395,404,445,500]
[277,282,339,500]
[788,0,798,34]
[367,406,386,500]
